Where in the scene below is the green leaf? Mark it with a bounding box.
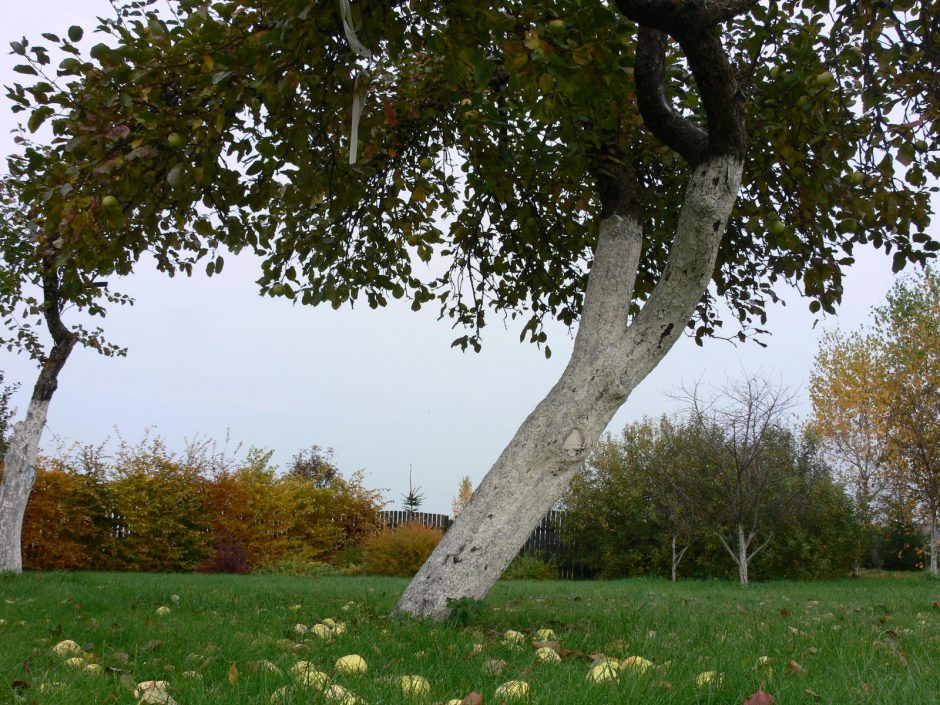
[891,251,907,273]
[896,141,915,167]
[12,65,38,76]
[68,26,84,43]
[27,106,54,133]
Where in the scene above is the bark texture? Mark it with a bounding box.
[0,400,50,572]
[0,269,77,573]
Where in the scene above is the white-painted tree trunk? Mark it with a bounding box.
[0,398,50,573]
[397,155,743,618]
[670,533,688,582]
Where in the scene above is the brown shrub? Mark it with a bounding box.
[362,522,443,576]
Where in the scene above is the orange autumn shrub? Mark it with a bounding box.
[362,522,443,576]
[21,461,109,570]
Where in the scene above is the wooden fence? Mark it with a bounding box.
[379,510,453,531]
[380,508,585,579]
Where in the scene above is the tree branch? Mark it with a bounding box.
[33,261,79,404]
[635,27,708,164]
[615,0,750,162]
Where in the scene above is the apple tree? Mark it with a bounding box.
[4,0,938,609]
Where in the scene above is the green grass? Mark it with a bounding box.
[1,572,938,705]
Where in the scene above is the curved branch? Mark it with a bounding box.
[615,0,749,162]
[635,27,708,164]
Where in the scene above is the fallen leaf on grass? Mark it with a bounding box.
[461,691,483,705]
[483,659,506,675]
[557,648,586,660]
[143,640,163,652]
[785,660,806,675]
[228,662,239,684]
[805,688,821,702]
[531,640,560,651]
[742,688,775,705]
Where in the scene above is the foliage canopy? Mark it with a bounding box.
[3,0,937,355]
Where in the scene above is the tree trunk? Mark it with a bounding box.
[931,508,938,578]
[396,155,743,618]
[671,534,678,582]
[737,524,749,586]
[0,269,77,574]
[670,533,688,582]
[0,399,51,572]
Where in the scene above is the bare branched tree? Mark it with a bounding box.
[666,374,817,584]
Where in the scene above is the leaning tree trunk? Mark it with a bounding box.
[397,155,743,618]
[0,271,77,573]
[0,398,53,572]
[397,2,750,618]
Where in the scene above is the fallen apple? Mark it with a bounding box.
[495,680,529,700]
[400,675,431,697]
[334,654,367,674]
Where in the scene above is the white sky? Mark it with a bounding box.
[0,1,924,514]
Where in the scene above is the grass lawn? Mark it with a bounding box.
[1,572,938,705]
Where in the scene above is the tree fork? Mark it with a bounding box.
[396,153,743,618]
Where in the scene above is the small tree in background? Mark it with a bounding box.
[810,331,889,572]
[402,466,425,514]
[667,376,816,585]
[452,476,474,518]
[875,268,940,577]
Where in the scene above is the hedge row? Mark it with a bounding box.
[6,441,384,572]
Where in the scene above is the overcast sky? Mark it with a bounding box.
[0,1,925,514]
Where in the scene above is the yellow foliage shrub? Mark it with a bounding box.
[362,522,443,576]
